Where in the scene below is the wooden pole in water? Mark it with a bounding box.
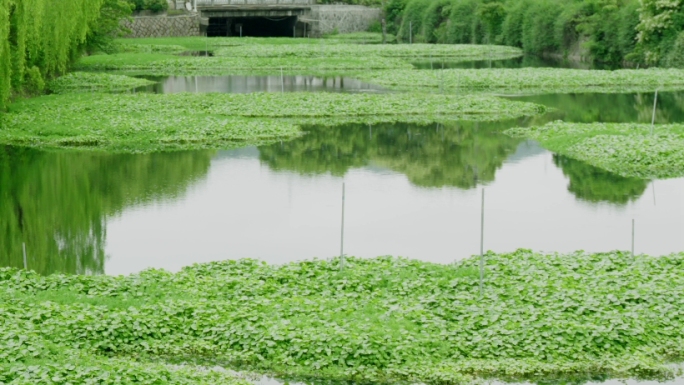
[631,219,635,258]
[22,242,27,270]
[479,188,485,298]
[651,89,658,135]
[340,183,346,270]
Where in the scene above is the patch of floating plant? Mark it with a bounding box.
[323,31,397,44]
[47,72,157,94]
[1,250,683,383]
[76,54,414,73]
[0,92,545,152]
[506,121,684,179]
[356,68,684,94]
[212,43,522,59]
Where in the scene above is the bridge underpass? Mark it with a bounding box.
[197,0,312,37]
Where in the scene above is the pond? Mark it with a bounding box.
[1,75,683,276]
[411,54,628,70]
[136,75,384,94]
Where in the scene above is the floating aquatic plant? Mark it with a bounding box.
[0,93,544,152]
[1,250,683,383]
[506,121,684,179]
[47,72,156,94]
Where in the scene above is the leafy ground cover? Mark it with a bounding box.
[76,54,413,73]
[323,32,396,44]
[0,93,544,152]
[1,250,683,383]
[506,122,684,179]
[47,72,156,94]
[356,68,684,94]
[212,43,522,59]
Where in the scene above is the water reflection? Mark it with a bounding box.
[1,139,680,276]
[411,55,628,70]
[0,147,213,275]
[259,121,526,189]
[137,75,383,94]
[512,91,684,124]
[554,155,649,204]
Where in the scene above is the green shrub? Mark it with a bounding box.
[663,31,684,68]
[501,0,528,47]
[422,0,452,43]
[521,0,562,54]
[446,0,481,44]
[397,0,431,42]
[145,0,168,12]
[24,66,45,94]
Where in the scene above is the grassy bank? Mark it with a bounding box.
[1,250,683,383]
[0,92,544,152]
[506,122,684,179]
[356,68,684,94]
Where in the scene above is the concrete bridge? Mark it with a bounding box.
[148,1,380,38]
[191,0,312,36]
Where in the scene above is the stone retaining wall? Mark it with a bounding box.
[306,5,381,36]
[122,5,380,38]
[122,15,200,38]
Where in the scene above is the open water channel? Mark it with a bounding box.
[1,64,683,277]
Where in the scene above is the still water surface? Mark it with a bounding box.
[137,75,384,94]
[1,77,683,276]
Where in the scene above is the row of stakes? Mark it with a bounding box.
[337,183,645,299]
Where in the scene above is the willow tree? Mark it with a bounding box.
[0,0,103,109]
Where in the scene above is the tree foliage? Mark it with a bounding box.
[0,0,134,109]
[385,0,684,66]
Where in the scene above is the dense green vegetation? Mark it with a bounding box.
[0,0,106,109]
[357,68,684,94]
[385,0,684,67]
[1,251,683,382]
[0,92,545,151]
[47,72,156,94]
[0,146,213,275]
[76,54,414,73]
[506,122,684,179]
[127,0,167,12]
[77,40,522,74]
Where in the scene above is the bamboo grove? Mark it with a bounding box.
[0,0,103,110]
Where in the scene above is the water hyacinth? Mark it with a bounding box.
[0,93,545,152]
[47,72,156,94]
[356,68,684,94]
[212,43,522,59]
[76,54,414,73]
[506,122,684,179]
[1,250,683,383]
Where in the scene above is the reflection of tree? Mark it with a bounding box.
[514,91,684,124]
[553,155,648,204]
[0,147,213,275]
[258,120,525,189]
